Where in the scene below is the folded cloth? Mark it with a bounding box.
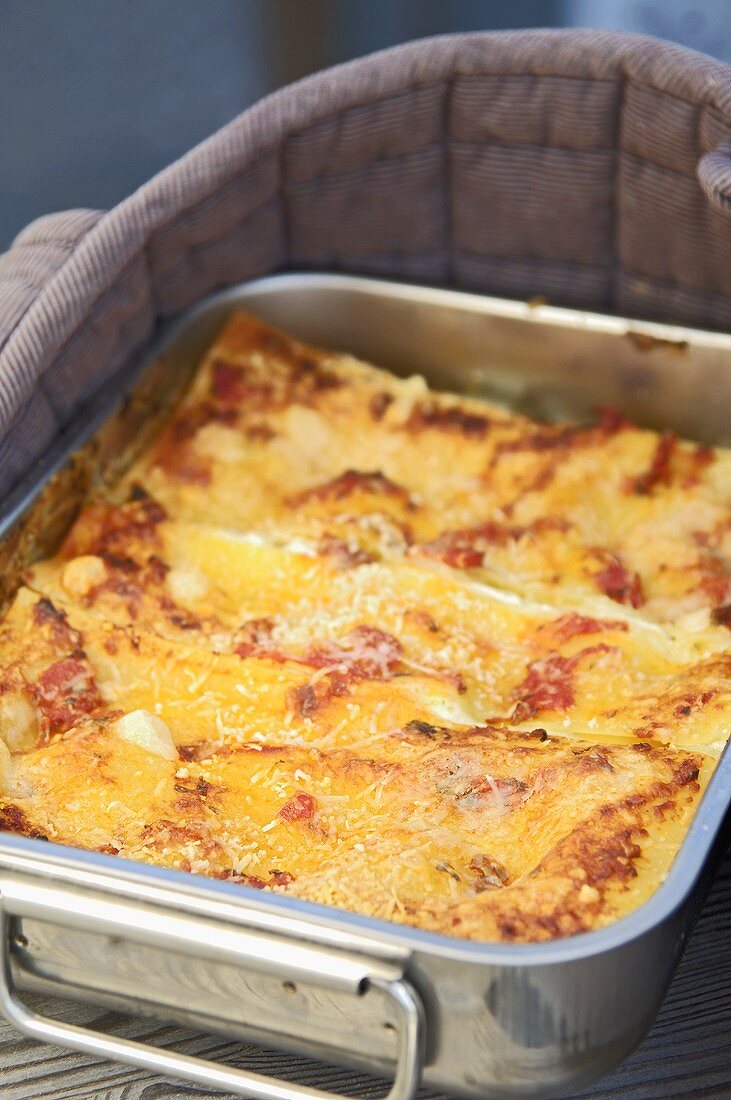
[0,28,730,501]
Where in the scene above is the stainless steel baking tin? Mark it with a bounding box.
[1,275,730,1100]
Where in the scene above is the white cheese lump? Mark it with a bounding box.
[0,690,39,751]
[62,554,107,597]
[114,710,177,760]
[165,566,209,604]
[0,739,12,791]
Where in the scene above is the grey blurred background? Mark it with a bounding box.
[1,0,729,249]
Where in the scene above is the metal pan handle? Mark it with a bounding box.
[0,878,424,1100]
[0,912,421,1100]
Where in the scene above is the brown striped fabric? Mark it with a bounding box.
[1,29,730,500]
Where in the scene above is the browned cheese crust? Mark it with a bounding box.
[1,312,729,943]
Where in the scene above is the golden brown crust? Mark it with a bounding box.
[124,312,731,625]
[1,312,729,943]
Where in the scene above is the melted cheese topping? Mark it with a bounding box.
[2,312,729,943]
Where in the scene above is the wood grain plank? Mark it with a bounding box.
[1,846,729,1100]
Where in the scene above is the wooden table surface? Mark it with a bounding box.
[2,845,729,1100]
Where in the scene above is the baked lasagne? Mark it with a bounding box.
[1,313,729,942]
